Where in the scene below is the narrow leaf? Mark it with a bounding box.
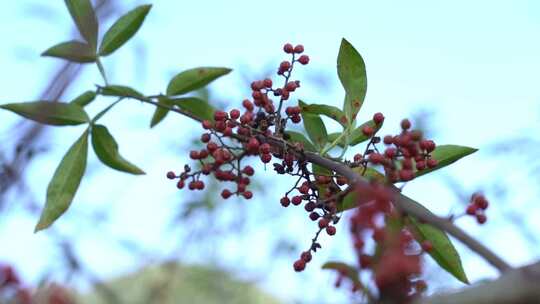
[35,130,89,232]
[99,4,152,56]
[284,131,316,152]
[64,0,98,48]
[170,97,216,122]
[166,67,231,96]
[100,85,144,99]
[91,125,145,175]
[406,196,469,283]
[299,100,348,127]
[70,90,96,107]
[337,38,367,123]
[42,41,96,63]
[299,101,328,150]
[0,101,89,126]
[415,145,478,178]
[150,97,174,128]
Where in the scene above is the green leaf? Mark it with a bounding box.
[99,4,152,56]
[91,125,145,175]
[150,97,174,128]
[415,145,478,178]
[299,101,328,150]
[170,97,216,122]
[299,100,348,127]
[35,130,89,232]
[42,40,96,63]
[322,262,361,286]
[64,0,98,49]
[166,67,231,96]
[284,131,316,152]
[70,90,96,107]
[0,101,89,126]
[337,38,367,123]
[407,197,469,284]
[100,85,144,99]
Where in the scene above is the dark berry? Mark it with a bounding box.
[326,225,336,235]
[298,55,309,65]
[221,189,232,199]
[280,197,290,207]
[242,191,253,199]
[293,260,306,272]
[373,112,385,125]
[293,44,304,54]
[166,171,176,179]
[283,43,294,53]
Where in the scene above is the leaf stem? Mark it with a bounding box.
[96,58,109,86]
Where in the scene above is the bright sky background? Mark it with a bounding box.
[1,0,539,303]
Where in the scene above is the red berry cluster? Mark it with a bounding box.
[357,115,439,184]
[167,44,309,204]
[0,263,74,304]
[465,193,489,224]
[341,183,428,302]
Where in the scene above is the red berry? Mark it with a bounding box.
[298,55,309,65]
[401,119,411,130]
[309,212,320,221]
[279,61,291,71]
[230,109,240,119]
[202,120,213,129]
[283,43,294,53]
[221,189,232,199]
[189,150,200,160]
[280,197,290,207]
[242,99,254,111]
[427,158,438,168]
[373,112,385,125]
[242,166,254,176]
[301,251,312,263]
[318,218,330,228]
[285,81,298,92]
[293,44,304,54]
[466,204,477,215]
[293,260,306,272]
[473,194,489,210]
[166,171,176,179]
[476,213,487,224]
[214,110,228,121]
[176,180,185,189]
[384,148,397,159]
[260,153,272,163]
[263,78,273,88]
[292,196,302,205]
[201,133,211,143]
[196,180,205,190]
[242,191,253,199]
[399,170,414,181]
[259,143,271,154]
[247,137,260,152]
[416,160,426,170]
[383,135,394,145]
[362,125,374,137]
[291,115,301,123]
[304,202,316,212]
[326,225,337,235]
[299,184,310,194]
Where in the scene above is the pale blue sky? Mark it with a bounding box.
[1,1,539,302]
